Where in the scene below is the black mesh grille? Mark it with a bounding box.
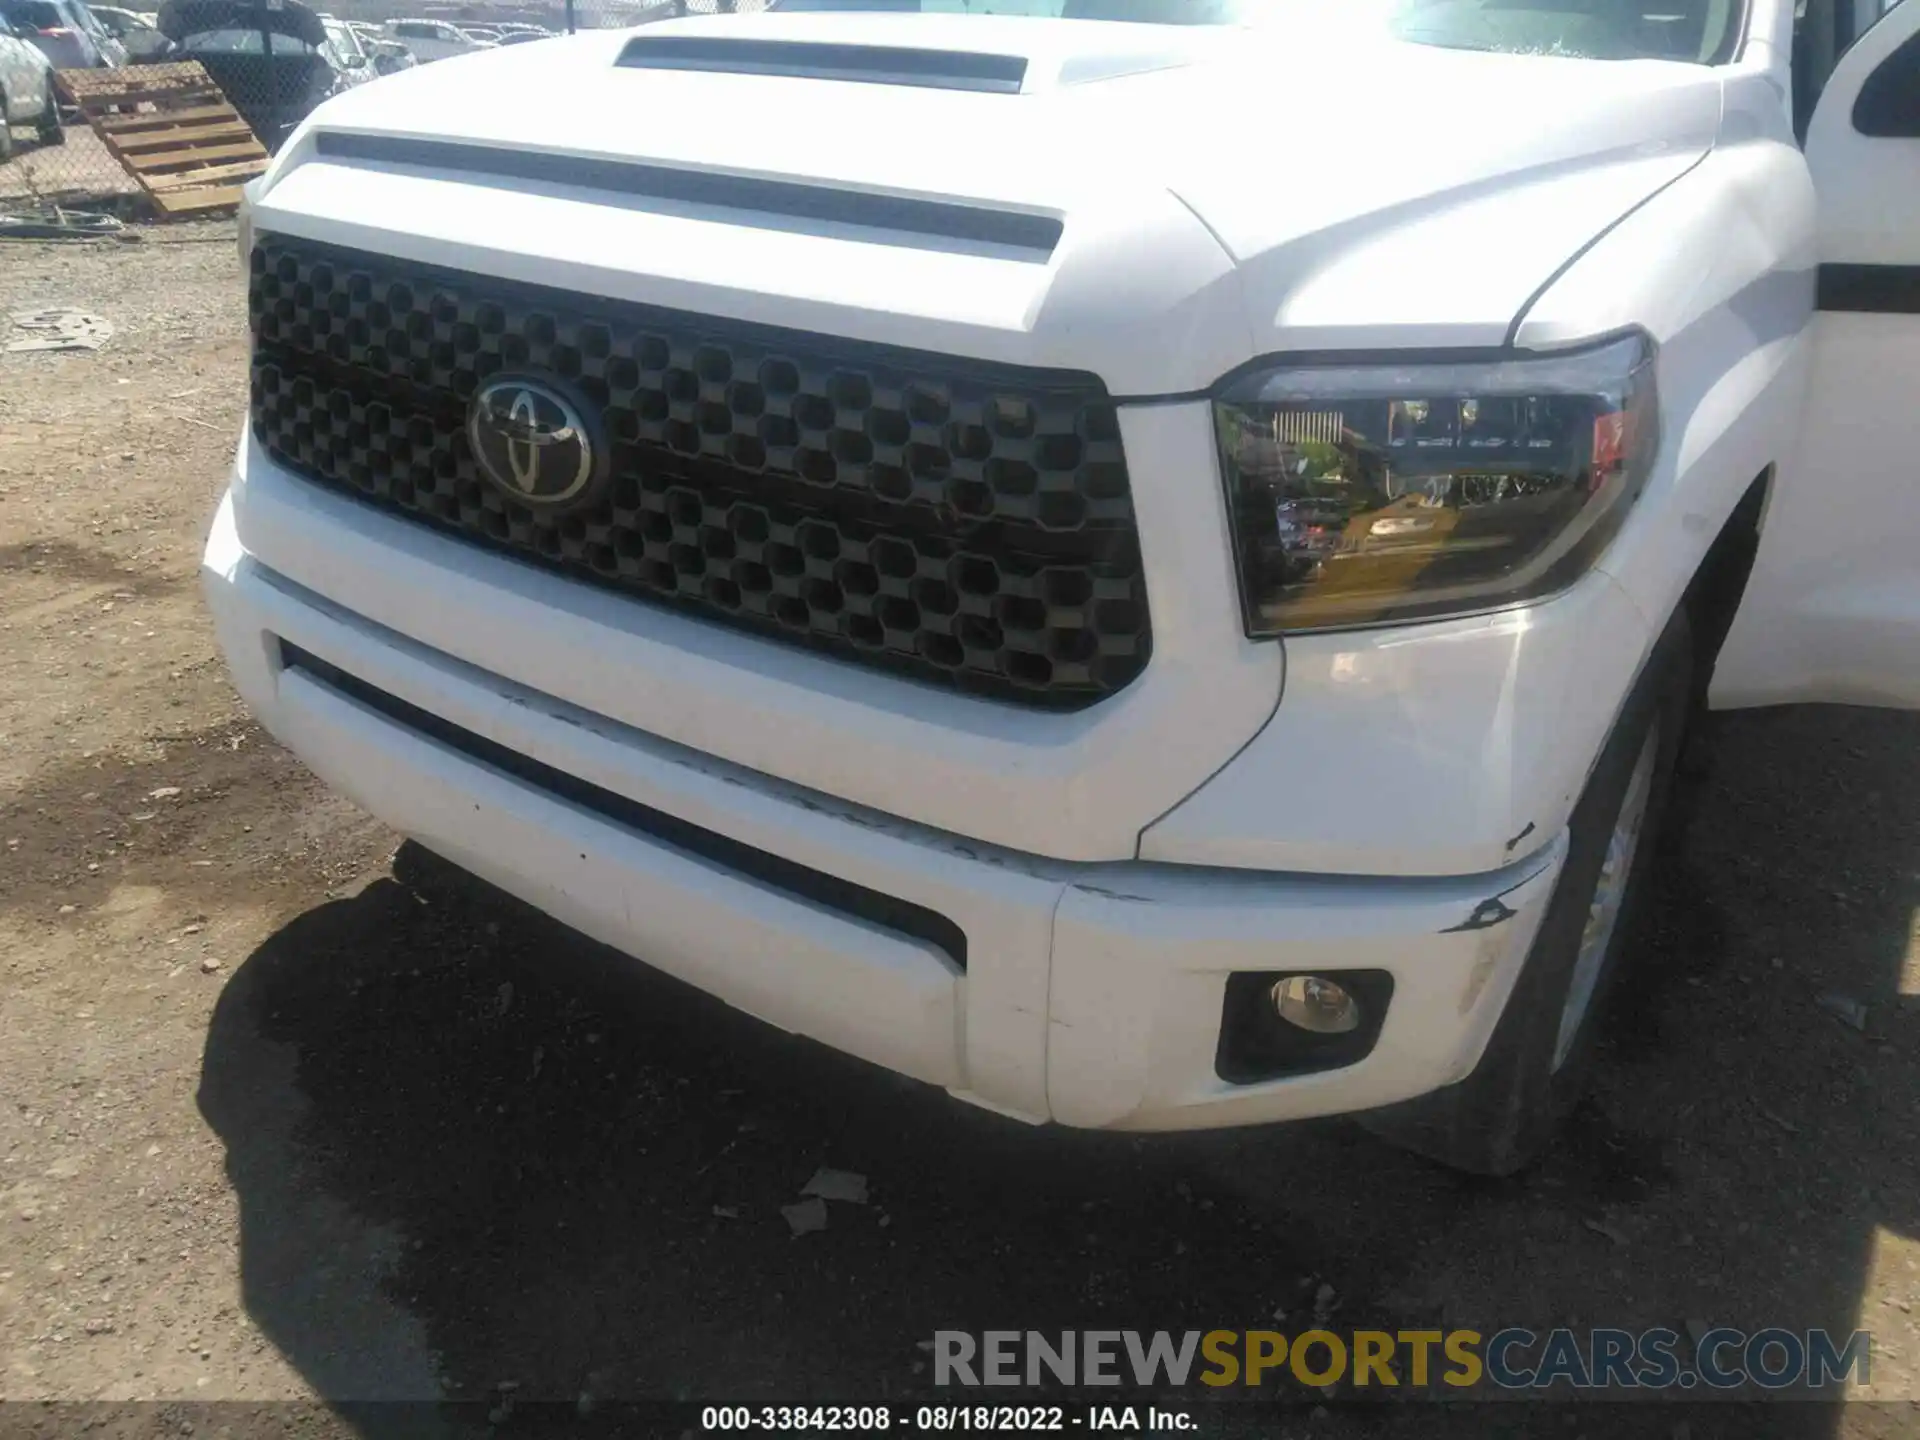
[247,234,1151,709]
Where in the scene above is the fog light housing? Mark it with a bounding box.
[1216,970,1394,1084]
[1272,974,1361,1034]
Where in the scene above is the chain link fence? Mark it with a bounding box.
[0,0,764,215]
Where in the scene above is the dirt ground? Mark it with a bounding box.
[1,227,1918,1440]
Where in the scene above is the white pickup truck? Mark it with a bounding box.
[204,0,1920,1172]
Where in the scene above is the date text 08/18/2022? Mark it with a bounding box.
[699,1406,1193,1432]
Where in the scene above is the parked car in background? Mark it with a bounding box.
[90,3,173,59]
[493,28,548,43]
[0,0,126,69]
[367,38,412,71]
[0,9,60,158]
[338,14,409,70]
[317,12,375,86]
[382,16,491,61]
[156,0,350,148]
[457,22,500,39]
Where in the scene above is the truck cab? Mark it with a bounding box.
[205,0,1920,1172]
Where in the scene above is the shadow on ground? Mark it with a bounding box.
[196,705,1920,1439]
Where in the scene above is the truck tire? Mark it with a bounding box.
[1360,609,1693,1175]
[36,89,62,145]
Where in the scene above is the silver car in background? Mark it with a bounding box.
[90,3,174,59]
[0,7,60,156]
[381,16,492,62]
[0,0,125,68]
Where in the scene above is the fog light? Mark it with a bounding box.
[1218,970,1392,1083]
[1272,975,1361,1034]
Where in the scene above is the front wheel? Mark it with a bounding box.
[1360,611,1693,1176]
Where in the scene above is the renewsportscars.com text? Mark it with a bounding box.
[931,1328,1870,1392]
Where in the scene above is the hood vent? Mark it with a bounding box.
[311,132,1062,256]
[614,35,1028,93]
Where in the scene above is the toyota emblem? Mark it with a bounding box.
[467,374,606,508]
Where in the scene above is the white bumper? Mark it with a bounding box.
[205,487,1568,1132]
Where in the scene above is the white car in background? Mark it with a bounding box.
[0,8,59,159]
[340,17,413,71]
[383,16,492,60]
[89,3,172,58]
[318,13,376,86]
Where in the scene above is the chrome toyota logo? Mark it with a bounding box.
[467,375,605,507]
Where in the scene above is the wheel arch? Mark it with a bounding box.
[1681,466,1771,710]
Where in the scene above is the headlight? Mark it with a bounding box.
[1214,333,1657,635]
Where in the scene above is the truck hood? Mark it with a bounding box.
[257,11,1722,391]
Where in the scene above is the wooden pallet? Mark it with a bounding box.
[57,62,269,219]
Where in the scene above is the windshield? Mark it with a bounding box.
[1,0,67,28]
[1383,0,1743,61]
[321,15,360,57]
[764,0,1746,62]
[178,25,318,50]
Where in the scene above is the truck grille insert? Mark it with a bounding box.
[248,234,1151,710]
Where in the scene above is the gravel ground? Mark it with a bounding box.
[1,228,1917,1440]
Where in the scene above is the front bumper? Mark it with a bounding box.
[205,488,1567,1132]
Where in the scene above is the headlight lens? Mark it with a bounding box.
[1214,333,1656,635]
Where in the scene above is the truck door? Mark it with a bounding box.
[1714,0,1920,708]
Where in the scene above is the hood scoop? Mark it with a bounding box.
[310,131,1064,256]
[614,34,1028,93]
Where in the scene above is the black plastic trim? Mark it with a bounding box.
[1215,970,1395,1085]
[1198,327,1660,402]
[279,641,970,970]
[1818,263,1920,313]
[312,131,1062,255]
[615,34,1027,93]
